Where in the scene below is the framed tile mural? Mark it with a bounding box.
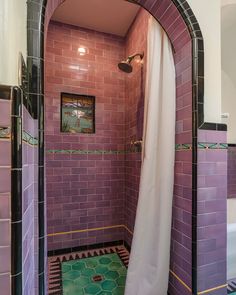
[61,93,95,134]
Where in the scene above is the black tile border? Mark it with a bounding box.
[26,0,228,295]
[27,1,46,294]
[200,122,227,131]
[11,86,23,295]
[48,240,125,257]
[0,85,12,100]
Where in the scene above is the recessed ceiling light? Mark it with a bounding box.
[78,47,87,56]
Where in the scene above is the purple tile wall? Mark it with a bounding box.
[45,21,126,250]
[22,106,39,295]
[197,129,227,295]
[124,9,148,246]
[169,40,192,294]
[228,146,236,199]
[0,98,11,295]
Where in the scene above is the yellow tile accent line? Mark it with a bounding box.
[47,224,133,237]
[169,270,227,295]
[197,284,228,295]
[169,270,192,293]
[123,225,133,235]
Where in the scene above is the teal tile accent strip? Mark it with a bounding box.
[175,143,192,150]
[198,142,228,149]
[0,126,11,139]
[46,142,228,155]
[22,130,38,146]
[47,149,127,155]
[176,143,228,151]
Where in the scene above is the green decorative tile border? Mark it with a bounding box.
[22,130,38,146]
[46,142,228,155]
[175,144,192,150]
[46,149,143,155]
[0,127,11,139]
[176,143,228,151]
[198,143,228,150]
[47,149,127,155]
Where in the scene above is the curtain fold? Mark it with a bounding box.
[124,16,176,295]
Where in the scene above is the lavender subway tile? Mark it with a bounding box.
[205,150,227,162]
[0,194,10,219]
[198,130,227,143]
[197,260,226,281]
[0,100,11,126]
[197,248,226,266]
[0,141,11,166]
[0,273,10,294]
[198,239,216,253]
[0,221,10,246]
[0,246,10,273]
[0,168,10,193]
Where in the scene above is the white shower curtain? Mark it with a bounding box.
[124,17,176,295]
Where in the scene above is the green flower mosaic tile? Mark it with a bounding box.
[62,253,127,295]
[0,127,10,139]
[46,149,129,155]
[22,130,38,146]
[198,142,228,149]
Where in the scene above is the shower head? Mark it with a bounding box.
[118,52,144,73]
[118,60,133,73]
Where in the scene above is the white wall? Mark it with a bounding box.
[228,199,236,224]
[222,71,236,143]
[221,2,236,143]
[0,0,27,86]
[187,0,222,123]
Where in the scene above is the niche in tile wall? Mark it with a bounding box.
[61,92,95,134]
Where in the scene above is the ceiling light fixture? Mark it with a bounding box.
[78,47,87,56]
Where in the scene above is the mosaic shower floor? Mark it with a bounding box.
[62,253,126,295]
[48,245,130,295]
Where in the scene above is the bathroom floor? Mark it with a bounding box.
[48,245,130,295]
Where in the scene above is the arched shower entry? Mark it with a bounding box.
[25,0,215,294]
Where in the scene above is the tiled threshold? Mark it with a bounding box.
[228,278,236,294]
[48,245,130,295]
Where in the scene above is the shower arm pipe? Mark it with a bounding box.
[127,52,144,62]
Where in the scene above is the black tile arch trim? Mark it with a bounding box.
[27,1,46,294]
[11,86,23,295]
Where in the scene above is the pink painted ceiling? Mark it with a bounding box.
[51,0,140,37]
